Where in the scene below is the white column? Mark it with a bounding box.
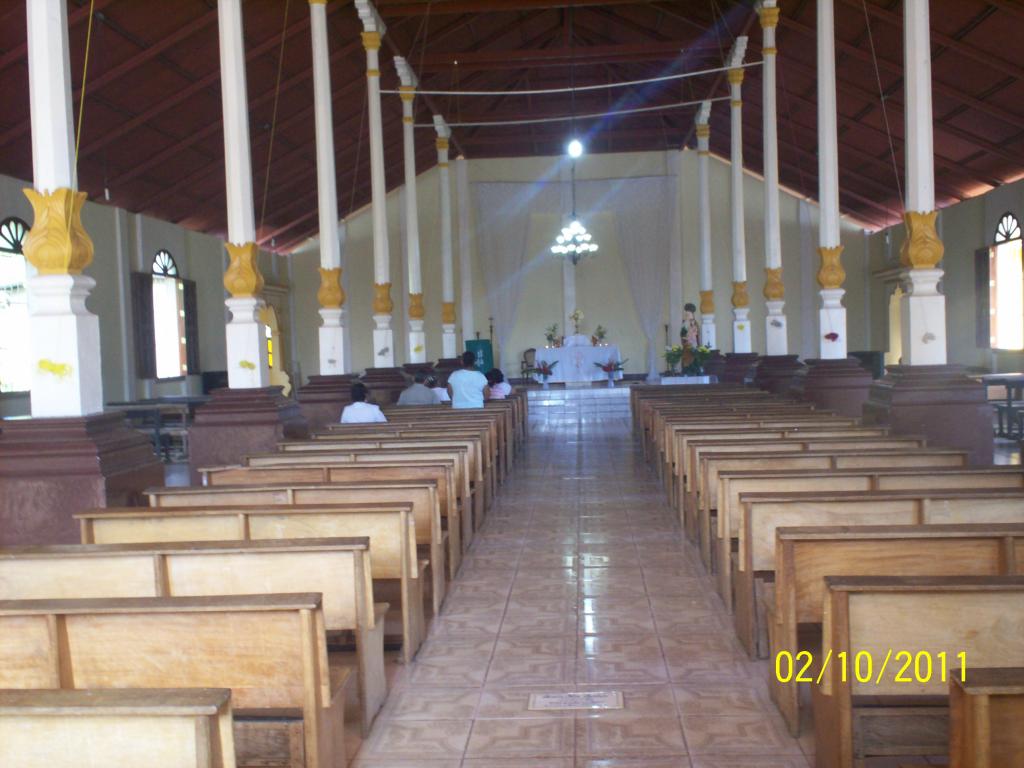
[727,37,751,354]
[456,155,475,344]
[217,0,269,389]
[695,101,716,350]
[395,57,425,363]
[23,0,102,416]
[816,0,847,360]
[668,150,684,341]
[310,0,346,375]
[355,0,394,366]
[759,1,787,356]
[434,115,457,358]
[899,0,946,365]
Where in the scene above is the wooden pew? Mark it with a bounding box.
[949,667,1024,768]
[712,466,1024,608]
[699,448,967,566]
[764,522,1024,735]
[0,688,237,768]
[0,593,346,768]
[202,462,463,576]
[76,503,425,664]
[0,537,387,733]
[147,482,447,616]
[812,576,1024,768]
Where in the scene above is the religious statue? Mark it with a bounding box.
[680,303,701,348]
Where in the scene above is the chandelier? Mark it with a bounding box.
[550,150,599,266]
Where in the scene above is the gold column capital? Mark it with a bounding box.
[762,46,778,56]
[361,31,381,51]
[699,290,715,315]
[731,99,743,108]
[817,244,846,289]
[900,210,945,269]
[441,301,456,324]
[763,266,785,300]
[759,6,780,29]
[308,0,328,5]
[223,242,265,298]
[696,124,710,139]
[727,67,745,86]
[731,281,750,308]
[436,137,450,152]
[399,85,415,102]
[22,187,94,274]
[409,292,425,320]
[373,282,393,315]
[317,266,345,308]
[403,116,414,124]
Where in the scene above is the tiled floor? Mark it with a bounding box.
[347,413,816,767]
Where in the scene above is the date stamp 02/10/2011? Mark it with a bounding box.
[774,650,968,686]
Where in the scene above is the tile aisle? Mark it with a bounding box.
[349,412,811,767]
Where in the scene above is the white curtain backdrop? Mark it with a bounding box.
[474,174,676,376]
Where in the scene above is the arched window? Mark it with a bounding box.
[988,213,1023,351]
[150,250,188,378]
[0,216,31,392]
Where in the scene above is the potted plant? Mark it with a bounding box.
[593,325,607,345]
[681,344,712,376]
[595,358,627,387]
[663,345,684,374]
[531,360,558,389]
[544,323,559,347]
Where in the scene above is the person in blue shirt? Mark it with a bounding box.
[447,351,490,409]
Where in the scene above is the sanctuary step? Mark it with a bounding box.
[527,384,631,426]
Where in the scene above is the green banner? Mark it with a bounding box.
[465,339,493,374]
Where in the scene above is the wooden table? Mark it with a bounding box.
[107,396,209,460]
[979,373,1024,438]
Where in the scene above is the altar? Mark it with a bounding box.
[534,344,623,383]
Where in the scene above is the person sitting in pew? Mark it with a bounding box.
[426,375,451,403]
[486,368,511,400]
[448,351,490,409]
[398,371,442,406]
[341,382,387,423]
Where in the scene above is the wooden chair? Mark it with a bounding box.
[0,689,236,768]
[521,347,536,379]
[0,593,346,768]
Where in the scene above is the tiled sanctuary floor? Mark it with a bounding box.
[340,410,950,767]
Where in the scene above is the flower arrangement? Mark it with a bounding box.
[569,308,584,333]
[594,324,607,342]
[664,344,685,372]
[681,344,712,375]
[531,360,558,380]
[544,323,559,346]
[595,358,627,374]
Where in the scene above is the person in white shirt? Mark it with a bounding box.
[447,351,490,409]
[340,382,387,423]
[486,368,512,400]
[426,375,451,403]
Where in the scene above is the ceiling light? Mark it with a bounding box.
[567,138,583,158]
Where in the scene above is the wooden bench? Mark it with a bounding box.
[202,462,463,577]
[712,466,1024,608]
[763,521,1024,734]
[0,536,387,733]
[0,593,346,768]
[147,482,447,616]
[812,576,1024,768]
[76,503,425,664]
[0,688,236,768]
[950,667,1024,767]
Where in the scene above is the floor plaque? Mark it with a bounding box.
[527,691,624,711]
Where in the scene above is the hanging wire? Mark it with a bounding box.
[414,96,729,128]
[259,0,291,233]
[861,0,903,207]
[381,60,760,97]
[349,85,368,211]
[74,0,97,166]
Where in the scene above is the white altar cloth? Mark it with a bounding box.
[535,345,623,383]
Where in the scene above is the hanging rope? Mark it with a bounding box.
[413,95,730,129]
[74,0,97,166]
[861,0,903,207]
[349,85,368,211]
[382,60,760,97]
[259,0,291,234]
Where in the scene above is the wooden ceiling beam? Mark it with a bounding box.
[417,40,707,70]
[0,0,120,74]
[376,0,664,17]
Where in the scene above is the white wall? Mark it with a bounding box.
[0,172,286,418]
[293,148,872,380]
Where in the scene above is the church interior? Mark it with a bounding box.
[1,0,1023,766]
